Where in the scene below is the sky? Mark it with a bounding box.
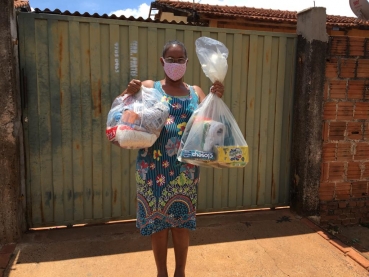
[28,0,357,18]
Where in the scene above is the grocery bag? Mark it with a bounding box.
[177,37,249,168]
[106,86,169,149]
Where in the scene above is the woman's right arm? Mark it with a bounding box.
[120,79,155,96]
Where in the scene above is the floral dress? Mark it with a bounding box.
[136,81,200,236]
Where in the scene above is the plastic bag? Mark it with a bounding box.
[195,36,229,83]
[177,37,248,168]
[106,86,169,149]
[178,93,248,168]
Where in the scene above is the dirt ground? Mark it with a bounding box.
[3,209,369,277]
[325,223,369,260]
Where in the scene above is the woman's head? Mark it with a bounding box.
[161,40,188,81]
[162,40,187,59]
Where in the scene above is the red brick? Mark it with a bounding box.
[347,122,363,140]
[352,181,368,197]
[362,162,369,178]
[347,249,369,269]
[357,201,365,207]
[354,142,369,160]
[320,203,328,211]
[328,162,346,181]
[364,122,369,140]
[329,122,346,141]
[324,102,337,120]
[336,183,351,200]
[348,201,357,207]
[329,80,347,99]
[347,161,361,180]
[322,142,337,161]
[339,213,348,219]
[321,162,329,181]
[349,37,366,56]
[335,192,351,201]
[330,37,348,56]
[334,208,343,215]
[339,59,356,78]
[337,102,354,120]
[326,59,339,78]
[320,192,335,201]
[348,80,366,100]
[317,230,334,240]
[330,238,352,254]
[320,182,335,192]
[323,122,329,141]
[328,201,339,209]
[337,142,352,161]
[341,218,354,226]
[354,102,369,120]
[357,59,369,78]
[364,86,369,100]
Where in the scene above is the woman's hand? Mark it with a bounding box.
[121,79,142,96]
[210,81,224,98]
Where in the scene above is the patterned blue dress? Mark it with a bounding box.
[136,81,200,236]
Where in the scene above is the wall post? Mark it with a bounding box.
[0,0,26,244]
[290,7,328,216]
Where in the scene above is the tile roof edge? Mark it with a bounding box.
[24,8,205,26]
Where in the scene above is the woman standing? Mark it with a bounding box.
[122,40,224,277]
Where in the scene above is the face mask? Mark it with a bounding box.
[162,60,187,81]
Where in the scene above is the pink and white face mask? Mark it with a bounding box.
[162,59,187,81]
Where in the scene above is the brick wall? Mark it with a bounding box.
[321,36,369,227]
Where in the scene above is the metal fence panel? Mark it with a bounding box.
[18,12,297,227]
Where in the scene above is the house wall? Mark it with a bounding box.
[320,35,369,227]
[160,12,187,23]
[0,0,26,244]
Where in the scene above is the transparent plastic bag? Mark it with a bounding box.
[177,37,248,168]
[195,36,229,83]
[177,94,249,168]
[106,86,169,149]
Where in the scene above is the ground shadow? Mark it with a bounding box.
[11,208,317,264]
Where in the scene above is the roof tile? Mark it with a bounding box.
[153,0,369,27]
[14,0,30,9]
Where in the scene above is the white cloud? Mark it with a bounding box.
[109,3,151,19]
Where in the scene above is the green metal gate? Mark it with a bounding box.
[18,12,297,228]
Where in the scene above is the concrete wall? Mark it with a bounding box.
[0,0,26,244]
[320,35,369,227]
[290,8,328,216]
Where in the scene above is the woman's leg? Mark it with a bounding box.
[171,228,190,277]
[151,229,170,277]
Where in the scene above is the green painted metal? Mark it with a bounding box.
[18,12,297,228]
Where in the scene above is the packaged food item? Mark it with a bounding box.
[106,86,169,149]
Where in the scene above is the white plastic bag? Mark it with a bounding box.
[177,37,248,168]
[106,86,169,149]
[195,37,228,83]
[177,93,249,168]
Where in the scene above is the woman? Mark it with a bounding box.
[122,40,224,277]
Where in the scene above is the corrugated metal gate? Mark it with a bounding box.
[18,12,297,228]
